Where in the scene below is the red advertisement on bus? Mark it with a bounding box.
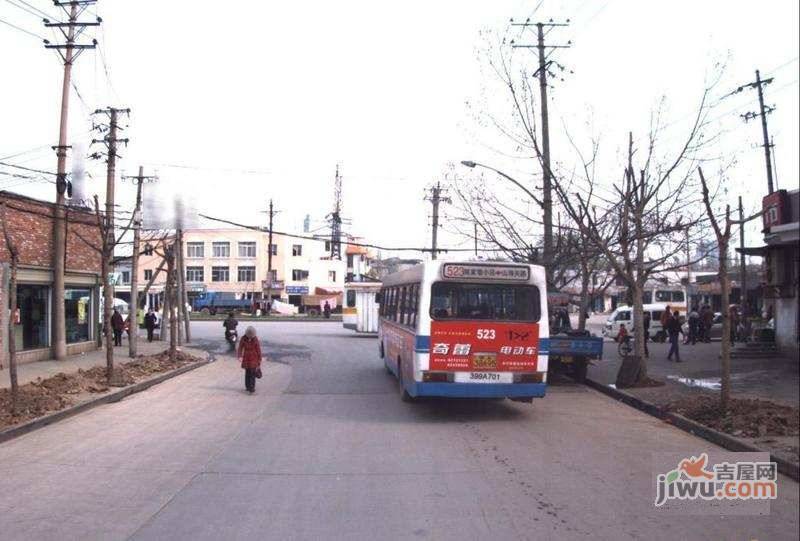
[429,321,540,372]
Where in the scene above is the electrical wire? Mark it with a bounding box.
[0,15,45,40]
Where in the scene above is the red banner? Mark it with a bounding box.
[429,321,539,372]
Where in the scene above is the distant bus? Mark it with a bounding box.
[343,282,381,333]
[378,261,549,403]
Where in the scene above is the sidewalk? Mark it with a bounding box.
[1,337,194,390]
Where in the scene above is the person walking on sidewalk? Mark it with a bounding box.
[701,305,714,343]
[144,308,157,342]
[666,310,684,362]
[643,311,651,357]
[111,308,124,347]
[686,306,699,345]
[238,326,262,394]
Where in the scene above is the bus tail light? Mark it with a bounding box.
[422,372,449,383]
[517,373,545,383]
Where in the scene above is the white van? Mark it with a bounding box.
[603,304,670,342]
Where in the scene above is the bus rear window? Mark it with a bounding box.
[430,282,540,322]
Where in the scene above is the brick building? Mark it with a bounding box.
[0,191,103,365]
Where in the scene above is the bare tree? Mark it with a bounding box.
[698,167,764,412]
[1,203,20,412]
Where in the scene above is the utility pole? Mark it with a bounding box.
[46,0,100,361]
[91,107,128,381]
[328,165,343,260]
[737,70,776,194]
[121,166,157,357]
[265,199,276,307]
[686,225,692,313]
[510,18,571,287]
[474,222,478,257]
[426,182,450,260]
[738,196,747,318]
[176,227,190,344]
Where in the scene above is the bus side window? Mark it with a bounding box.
[409,284,418,328]
[397,286,407,325]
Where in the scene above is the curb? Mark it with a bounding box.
[0,355,213,445]
[585,377,800,482]
[190,317,343,323]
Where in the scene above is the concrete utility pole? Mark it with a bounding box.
[46,0,100,361]
[511,18,570,287]
[737,70,776,194]
[738,196,747,317]
[265,199,276,307]
[426,182,450,260]
[121,166,157,357]
[92,107,128,381]
[176,227,190,344]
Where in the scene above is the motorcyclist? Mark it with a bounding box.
[223,312,239,344]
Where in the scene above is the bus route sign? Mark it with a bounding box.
[442,263,530,281]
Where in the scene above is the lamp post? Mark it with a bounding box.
[460,161,543,208]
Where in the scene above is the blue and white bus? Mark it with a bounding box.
[378,261,550,403]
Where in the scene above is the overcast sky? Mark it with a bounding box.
[1,0,797,257]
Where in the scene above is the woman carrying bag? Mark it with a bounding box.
[237,326,263,393]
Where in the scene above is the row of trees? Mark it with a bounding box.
[453,35,750,403]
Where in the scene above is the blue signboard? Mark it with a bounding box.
[286,286,309,295]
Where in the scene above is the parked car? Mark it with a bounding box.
[682,312,723,340]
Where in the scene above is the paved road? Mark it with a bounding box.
[0,321,797,540]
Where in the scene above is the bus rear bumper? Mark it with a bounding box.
[407,381,547,399]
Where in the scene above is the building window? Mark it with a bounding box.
[292,244,303,256]
[15,284,50,350]
[186,266,204,282]
[325,240,331,252]
[65,288,92,343]
[121,271,131,284]
[212,242,230,258]
[144,269,153,281]
[347,254,354,268]
[346,289,356,308]
[238,266,256,282]
[269,244,278,256]
[187,242,204,258]
[292,269,309,281]
[328,270,337,282]
[212,266,230,282]
[238,241,256,258]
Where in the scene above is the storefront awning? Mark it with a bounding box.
[736,246,768,257]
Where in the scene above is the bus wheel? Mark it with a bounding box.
[398,359,415,403]
[201,307,210,315]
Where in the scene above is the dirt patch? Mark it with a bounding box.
[666,395,800,439]
[0,350,204,431]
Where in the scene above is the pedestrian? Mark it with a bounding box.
[660,304,672,329]
[144,308,157,342]
[615,323,629,344]
[323,300,331,319]
[701,305,714,343]
[687,305,700,345]
[643,311,651,357]
[111,308,124,346]
[729,305,740,343]
[666,310,684,362]
[238,326,262,393]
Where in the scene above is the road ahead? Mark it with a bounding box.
[0,321,797,540]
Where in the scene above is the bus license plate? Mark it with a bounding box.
[472,353,497,370]
[455,372,512,384]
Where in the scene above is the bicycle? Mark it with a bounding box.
[617,336,634,358]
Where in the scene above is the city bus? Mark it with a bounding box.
[343,281,382,333]
[378,261,549,403]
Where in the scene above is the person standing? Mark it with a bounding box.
[144,308,157,342]
[701,305,714,343]
[238,326,262,393]
[323,300,331,319]
[643,311,651,357]
[666,310,684,362]
[729,305,740,344]
[111,308,124,347]
[687,306,700,345]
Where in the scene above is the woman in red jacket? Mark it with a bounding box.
[237,326,262,393]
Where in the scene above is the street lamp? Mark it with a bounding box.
[460,160,543,208]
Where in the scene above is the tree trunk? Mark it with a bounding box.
[578,258,590,332]
[719,240,731,413]
[616,281,648,388]
[102,251,115,383]
[8,256,19,413]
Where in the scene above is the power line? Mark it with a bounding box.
[0,160,57,175]
[13,0,57,20]
[0,15,45,40]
